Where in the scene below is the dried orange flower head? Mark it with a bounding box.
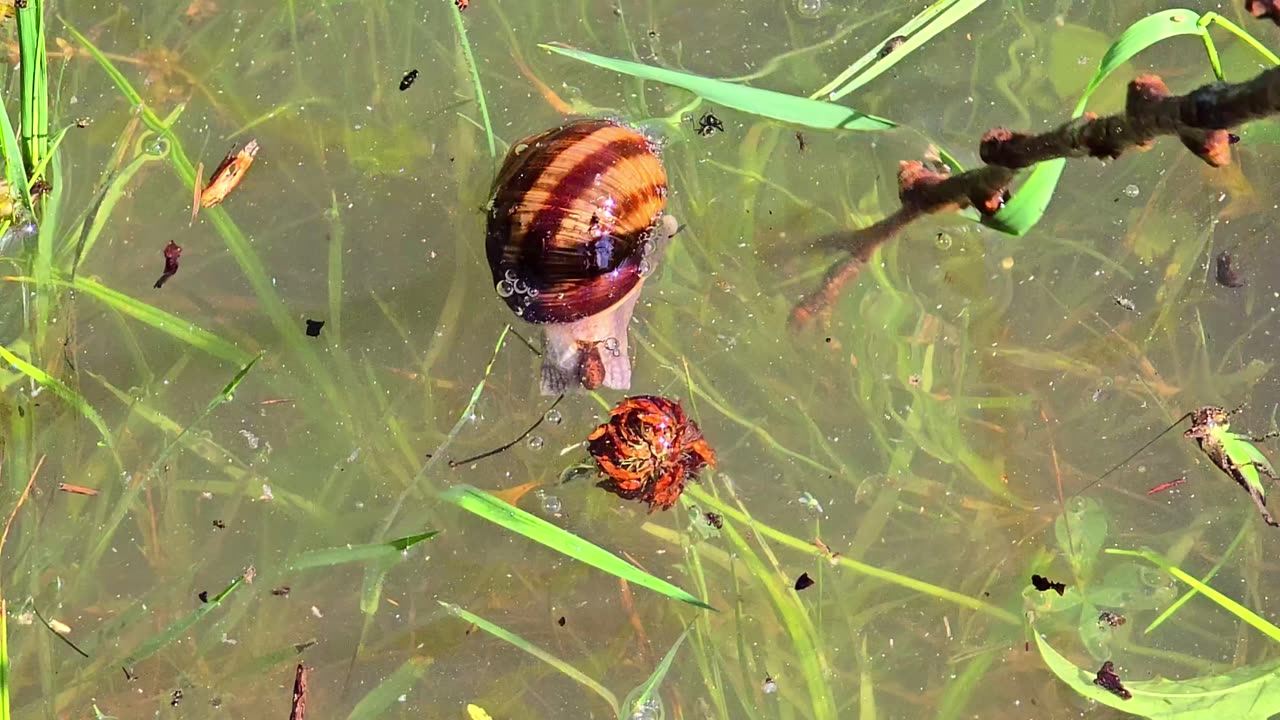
[587,395,715,512]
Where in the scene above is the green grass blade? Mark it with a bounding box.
[812,0,969,99]
[0,86,31,211]
[827,0,989,102]
[1204,13,1280,66]
[621,626,690,718]
[1106,548,1280,642]
[286,532,438,572]
[62,276,252,365]
[444,485,713,610]
[1145,515,1249,634]
[540,44,896,131]
[0,343,114,449]
[0,598,10,720]
[448,0,494,157]
[1035,630,1280,717]
[439,602,619,715]
[122,576,242,667]
[987,9,1210,235]
[16,0,48,174]
[345,656,433,720]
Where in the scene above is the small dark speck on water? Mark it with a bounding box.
[198,591,209,603]
[794,572,815,591]
[305,319,325,337]
[1215,250,1246,288]
[557,616,566,626]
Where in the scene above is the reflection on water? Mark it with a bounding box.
[3,0,1280,718]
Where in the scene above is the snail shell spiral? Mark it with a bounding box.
[485,118,672,394]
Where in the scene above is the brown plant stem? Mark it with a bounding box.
[792,62,1280,328]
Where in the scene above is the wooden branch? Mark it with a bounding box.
[792,59,1280,329]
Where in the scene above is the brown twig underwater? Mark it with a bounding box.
[791,60,1280,328]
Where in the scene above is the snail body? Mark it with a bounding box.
[486,118,673,394]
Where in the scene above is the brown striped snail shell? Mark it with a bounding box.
[486,118,676,395]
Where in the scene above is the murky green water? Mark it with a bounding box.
[4,0,1280,718]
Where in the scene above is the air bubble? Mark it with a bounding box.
[935,233,953,250]
[504,269,518,282]
[545,409,563,425]
[527,436,544,450]
[603,337,620,353]
[513,279,528,295]
[795,0,823,18]
[496,280,515,297]
[1123,184,1140,198]
[541,493,562,514]
[638,260,653,277]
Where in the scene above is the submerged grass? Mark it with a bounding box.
[3,1,1279,718]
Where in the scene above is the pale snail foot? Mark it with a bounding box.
[537,214,676,395]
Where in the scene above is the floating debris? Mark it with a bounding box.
[271,586,291,597]
[1112,294,1138,313]
[557,616,566,627]
[171,690,184,707]
[1093,661,1132,700]
[212,519,226,529]
[877,35,908,59]
[693,110,725,137]
[454,0,468,9]
[399,69,418,91]
[304,319,325,337]
[794,572,815,591]
[1031,574,1066,596]
[198,591,209,603]
[1184,405,1279,526]
[153,240,182,289]
[199,139,259,211]
[704,511,723,529]
[588,395,716,511]
[1146,477,1186,495]
[1215,249,1246,288]
[795,131,807,152]
[762,675,778,694]
[289,663,308,720]
[1098,611,1127,627]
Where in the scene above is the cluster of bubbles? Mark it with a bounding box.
[637,227,663,279]
[495,268,541,316]
[535,489,562,515]
[601,336,621,357]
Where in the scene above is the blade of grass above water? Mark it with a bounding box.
[824,0,990,102]
[539,44,896,131]
[1106,548,1280,643]
[439,601,619,715]
[443,485,713,610]
[988,9,1213,235]
[0,343,115,450]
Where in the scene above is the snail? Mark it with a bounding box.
[486,118,676,395]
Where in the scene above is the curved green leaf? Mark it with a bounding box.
[1035,630,1280,718]
[988,9,1210,235]
[539,44,895,131]
[443,484,713,609]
